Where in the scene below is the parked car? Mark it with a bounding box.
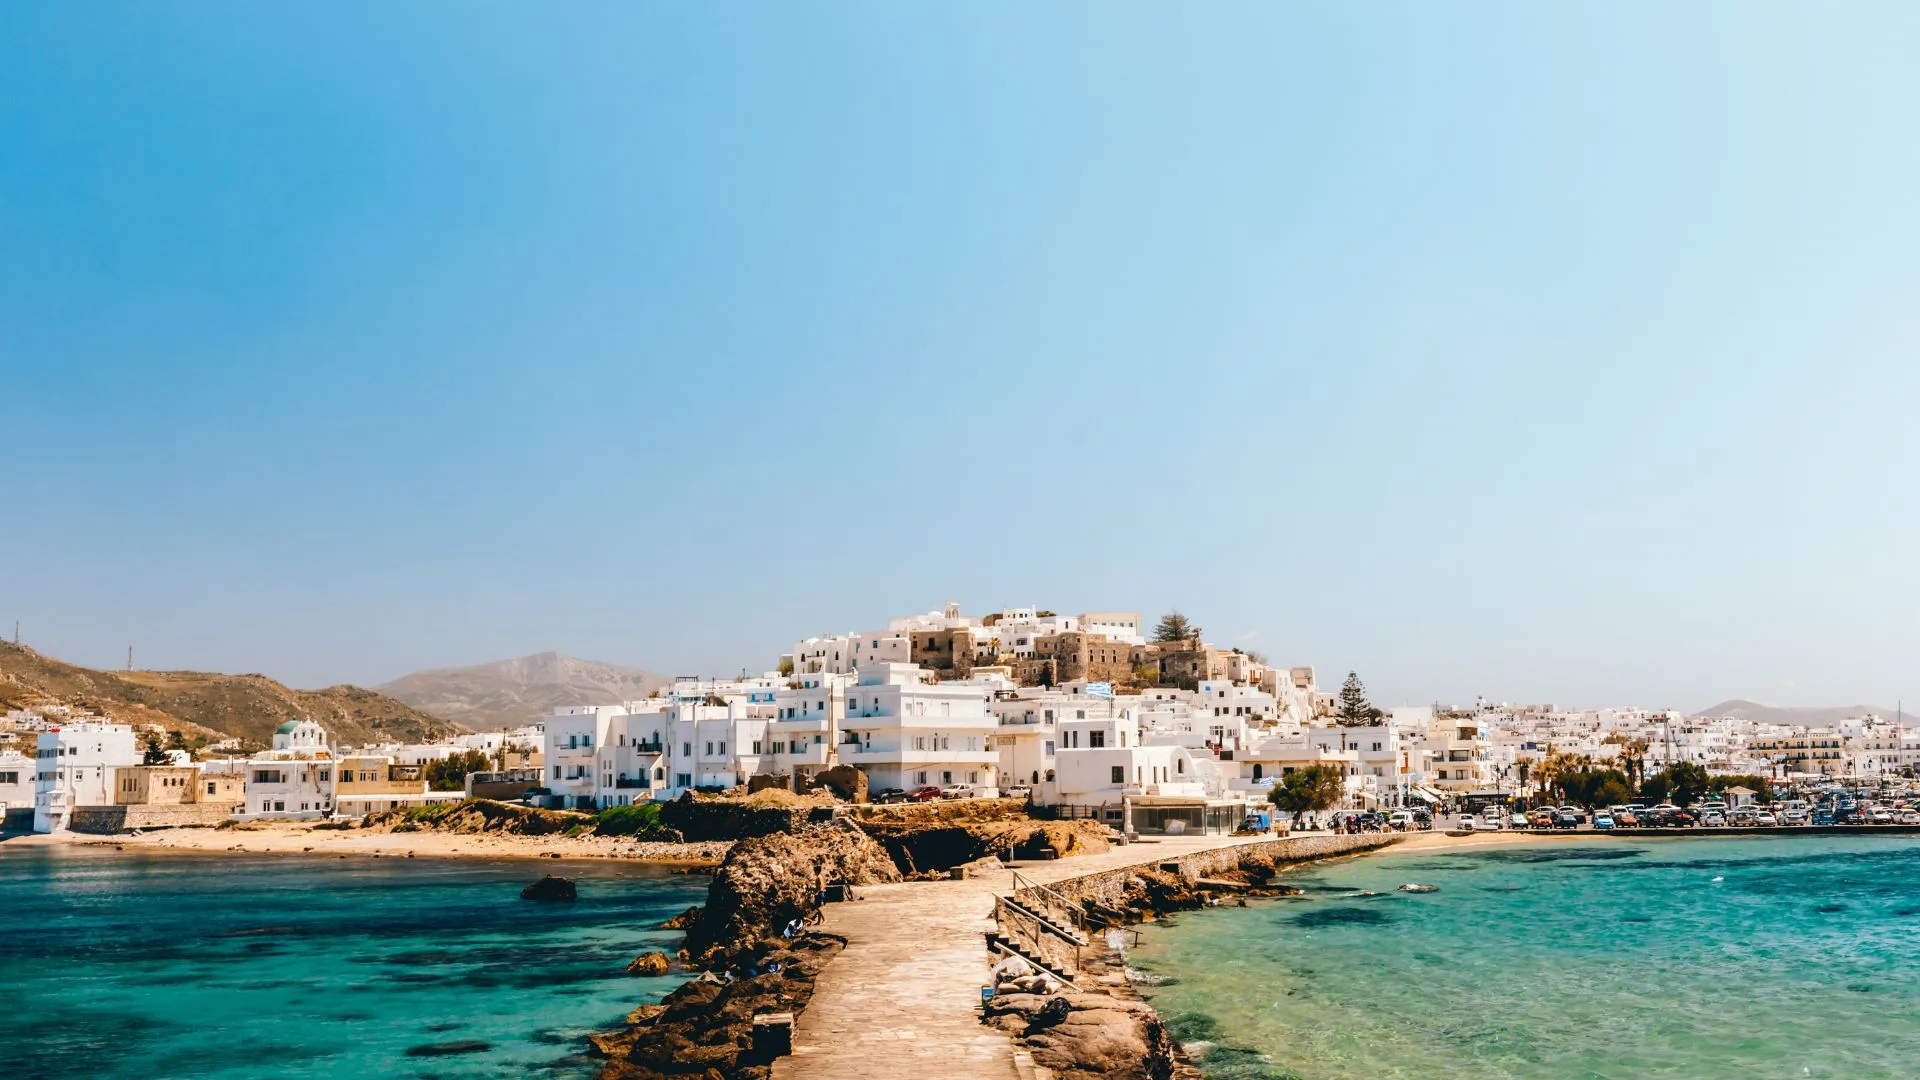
[1557,806,1588,824]
[938,784,978,800]
[1529,809,1557,829]
[1003,786,1032,801]
[1552,809,1581,829]
[1813,808,1836,826]
[1593,813,1616,831]
[1480,813,1505,831]
[871,788,908,804]
[1509,812,1529,830]
[1898,809,1920,825]
[1754,810,1779,827]
[1614,809,1640,827]
[905,786,944,802]
[1868,806,1894,824]
[1699,809,1727,827]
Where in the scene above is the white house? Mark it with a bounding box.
[835,663,997,794]
[240,719,338,819]
[543,705,636,809]
[34,721,141,832]
[1,748,38,817]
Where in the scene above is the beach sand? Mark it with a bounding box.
[0,822,732,864]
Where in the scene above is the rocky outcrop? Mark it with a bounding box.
[625,951,671,976]
[658,791,838,843]
[592,933,845,1080]
[810,765,867,804]
[861,819,1110,877]
[368,799,591,836]
[660,905,702,930]
[682,819,899,968]
[983,992,1179,1080]
[520,874,578,901]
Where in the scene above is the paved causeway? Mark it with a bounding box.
[774,832,1282,1080]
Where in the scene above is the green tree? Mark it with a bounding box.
[1638,771,1670,804]
[1152,611,1199,643]
[1560,768,1634,808]
[1334,671,1384,726]
[1708,774,1771,800]
[141,732,168,765]
[425,749,494,792]
[1267,764,1346,825]
[1661,762,1711,806]
[1533,751,1590,801]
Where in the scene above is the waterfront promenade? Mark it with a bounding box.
[774,831,1316,1080]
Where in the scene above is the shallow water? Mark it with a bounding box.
[0,847,708,1080]
[1129,835,1920,1080]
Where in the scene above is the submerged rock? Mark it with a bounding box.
[404,1040,491,1057]
[520,874,577,901]
[625,951,671,977]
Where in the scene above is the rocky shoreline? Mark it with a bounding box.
[590,818,901,1079]
[985,835,1402,1080]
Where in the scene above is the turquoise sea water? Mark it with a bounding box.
[1130,835,1920,1080]
[0,848,708,1080]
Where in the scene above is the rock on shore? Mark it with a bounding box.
[592,933,845,1080]
[983,991,1179,1080]
[681,819,898,967]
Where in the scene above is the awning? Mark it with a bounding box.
[1407,788,1440,804]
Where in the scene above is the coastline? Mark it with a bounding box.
[0,823,733,865]
[1104,829,1559,1078]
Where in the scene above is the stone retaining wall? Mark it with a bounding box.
[68,804,236,834]
[1020,833,1401,910]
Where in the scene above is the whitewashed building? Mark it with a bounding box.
[34,721,141,832]
[0,749,32,815]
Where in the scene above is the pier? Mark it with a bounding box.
[774,831,1398,1080]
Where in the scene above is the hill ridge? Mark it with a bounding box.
[0,641,465,747]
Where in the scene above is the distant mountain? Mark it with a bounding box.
[1692,699,1907,726]
[377,652,669,732]
[0,641,464,747]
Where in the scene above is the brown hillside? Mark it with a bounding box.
[0,641,466,747]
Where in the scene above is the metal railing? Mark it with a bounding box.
[993,894,1082,982]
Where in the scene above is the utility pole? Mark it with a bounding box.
[128,646,134,671]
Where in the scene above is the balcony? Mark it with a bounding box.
[842,747,998,765]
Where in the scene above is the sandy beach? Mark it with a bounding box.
[0,822,733,864]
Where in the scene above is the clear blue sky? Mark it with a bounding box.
[5,3,1918,711]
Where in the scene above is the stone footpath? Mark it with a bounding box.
[773,831,1373,1080]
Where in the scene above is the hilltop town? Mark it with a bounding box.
[5,602,1913,836]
